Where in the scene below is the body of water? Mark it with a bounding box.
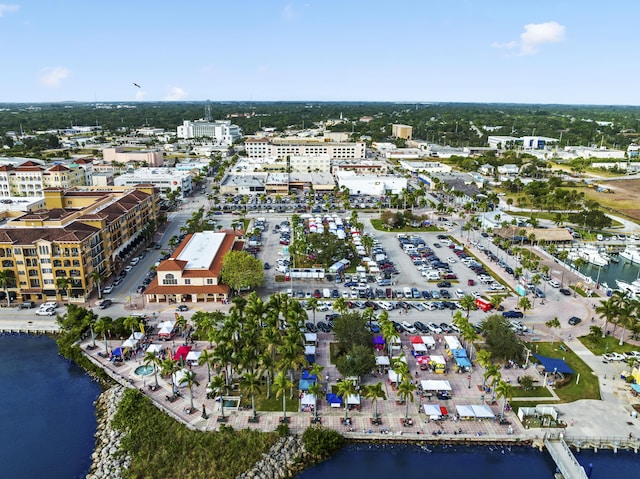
[0,335,101,479]
[296,443,638,479]
[579,255,640,291]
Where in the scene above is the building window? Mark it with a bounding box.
[163,273,178,285]
[184,279,191,285]
[206,278,213,285]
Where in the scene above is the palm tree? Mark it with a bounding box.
[90,270,106,299]
[475,350,492,388]
[93,316,113,355]
[198,349,216,383]
[334,297,348,316]
[123,315,139,336]
[518,296,532,315]
[307,382,325,422]
[160,357,180,394]
[182,370,200,412]
[143,350,161,389]
[273,372,293,423]
[336,378,357,422]
[397,377,417,421]
[483,362,500,392]
[56,276,71,305]
[380,317,399,358]
[307,297,319,325]
[209,374,227,419]
[490,295,505,311]
[392,357,409,389]
[460,295,476,320]
[363,382,386,422]
[495,380,514,421]
[240,372,261,421]
[595,297,618,338]
[0,270,15,307]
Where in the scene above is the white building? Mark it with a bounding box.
[336,171,407,195]
[289,154,331,173]
[244,138,366,160]
[521,136,559,150]
[114,167,194,198]
[177,120,242,145]
[399,161,452,174]
[497,164,520,177]
[487,136,520,149]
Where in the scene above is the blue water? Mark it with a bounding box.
[0,335,101,479]
[579,256,640,290]
[296,443,639,479]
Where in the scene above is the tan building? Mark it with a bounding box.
[0,160,89,198]
[392,124,413,140]
[144,231,242,304]
[245,138,366,160]
[0,186,160,303]
[102,146,164,167]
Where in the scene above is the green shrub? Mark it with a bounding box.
[302,426,344,459]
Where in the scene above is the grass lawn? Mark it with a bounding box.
[526,341,600,402]
[579,333,640,356]
[511,386,553,398]
[251,390,299,413]
[370,219,443,233]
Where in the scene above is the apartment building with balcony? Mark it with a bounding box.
[0,185,160,303]
[0,160,89,198]
[245,138,366,160]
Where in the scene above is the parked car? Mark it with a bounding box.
[427,322,443,334]
[503,310,524,319]
[548,279,560,288]
[305,322,318,333]
[176,305,189,312]
[602,352,625,362]
[414,321,429,333]
[35,307,56,316]
[559,288,571,296]
[568,316,582,325]
[401,321,417,334]
[102,285,114,295]
[18,301,36,309]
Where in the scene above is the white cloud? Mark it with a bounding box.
[493,21,565,56]
[0,4,19,17]
[38,66,70,87]
[282,3,295,21]
[164,86,187,101]
[520,21,565,55]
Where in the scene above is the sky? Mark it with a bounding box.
[1,0,639,105]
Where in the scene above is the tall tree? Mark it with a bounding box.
[273,372,293,423]
[397,377,417,421]
[336,379,357,422]
[363,382,387,422]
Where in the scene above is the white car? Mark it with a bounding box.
[130,257,140,266]
[548,279,560,288]
[35,307,56,316]
[401,321,417,334]
[455,289,465,299]
[124,265,133,273]
[42,301,58,308]
[427,322,443,334]
[603,352,625,362]
[102,285,114,295]
[447,257,457,263]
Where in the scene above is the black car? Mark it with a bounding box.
[176,305,189,312]
[437,281,451,288]
[559,288,572,296]
[263,262,271,270]
[316,321,331,333]
[568,316,582,326]
[98,299,112,309]
[305,322,318,333]
[391,321,404,333]
[417,321,432,333]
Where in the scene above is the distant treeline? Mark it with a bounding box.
[1,101,640,149]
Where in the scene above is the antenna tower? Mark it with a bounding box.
[205,100,212,122]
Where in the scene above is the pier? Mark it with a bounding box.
[544,436,588,479]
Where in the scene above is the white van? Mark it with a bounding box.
[323,288,331,298]
[403,287,412,299]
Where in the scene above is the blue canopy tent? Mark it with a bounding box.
[299,378,315,391]
[533,354,574,374]
[112,347,123,357]
[454,356,472,371]
[301,370,317,380]
[327,393,342,407]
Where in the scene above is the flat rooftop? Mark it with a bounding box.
[176,231,225,270]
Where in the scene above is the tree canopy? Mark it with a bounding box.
[479,314,525,361]
[220,250,265,292]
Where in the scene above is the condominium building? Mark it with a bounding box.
[102,147,164,167]
[0,186,160,303]
[177,120,242,145]
[244,138,366,160]
[392,124,413,140]
[0,160,89,198]
[144,231,242,303]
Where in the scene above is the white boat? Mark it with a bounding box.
[619,245,640,264]
[576,244,609,267]
[615,279,640,297]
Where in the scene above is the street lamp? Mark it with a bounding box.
[467,374,471,389]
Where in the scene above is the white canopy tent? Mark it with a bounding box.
[347,394,360,405]
[122,338,138,348]
[186,351,202,364]
[304,333,318,344]
[388,369,399,383]
[421,380,452,391]
[471,405,495,419]
[146,343,162,354]
[376,356,390,366]
[456,405,476,418]
[429,355,446,366]
[173,368,189,388]
[301,393,315,406]
[421,336,436,349]
[412,343,428,354]
[422,404,442,420]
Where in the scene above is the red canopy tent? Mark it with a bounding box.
[409,336,423,344]
[172,345,192,362]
